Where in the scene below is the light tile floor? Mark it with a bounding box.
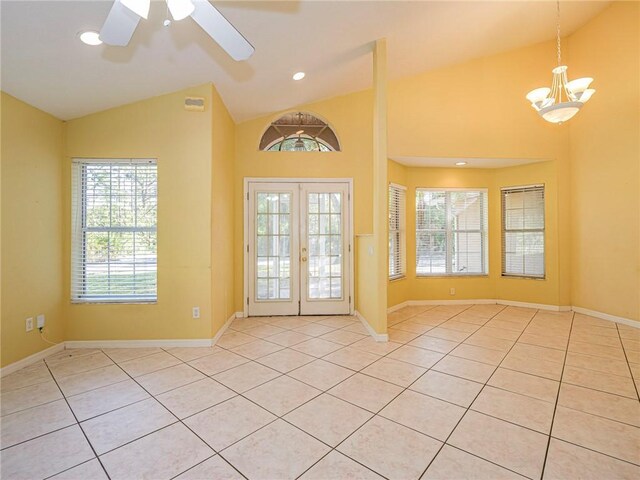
[1,305,639,479]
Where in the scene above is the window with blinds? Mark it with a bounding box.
[71,159,158,302]
[501,185,545,278]
[416,189,488,276]
[389,183,406,279]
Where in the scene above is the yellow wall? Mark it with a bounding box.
[2,2,638,370]
[383,35,573,309]
[369,39,389,334]
[388,160,409,307]
[494,161,562,305]
[356,235,378,327]
[386,160,562,308]
[388,42,569,161]
[402,166,496,303]
[1,93,65,366]
[568,2,639,321]
[211,85,237,330]
[233,90,374,311]
[64,86,215,340]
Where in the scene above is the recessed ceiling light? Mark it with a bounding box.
[79,31,102,46]
[293,72,306,81]
[455,162,467,166]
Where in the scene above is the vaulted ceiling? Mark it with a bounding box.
[0,1,609,122]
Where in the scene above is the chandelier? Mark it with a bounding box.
[526,1,595,124]
[293,136,306,151]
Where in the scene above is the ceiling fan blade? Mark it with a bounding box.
[99,0,141,47]
[190,0,255,61]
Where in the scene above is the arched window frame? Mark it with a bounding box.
[259,111,341,152]
[264,135,332,152]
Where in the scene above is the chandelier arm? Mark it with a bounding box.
[525,0,595,123]
[562,69,573,102]
[550,70,559,104]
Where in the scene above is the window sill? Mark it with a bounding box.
[389,275,407,283]
[71,299,157,305]
[501,274,546,281]
[416,274,489,279]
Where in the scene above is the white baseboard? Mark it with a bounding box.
[409,299,496,307]
[1,343,65,378]
[572,306,639,329]
[65,338,215,349]
[387,299,637,328]
[65,313,241,350]
[498,300,572,312]
[355,311,389,342]
[7,306,633,377]
[3,313,242,376]
[212,312,237,346]
[387,301,410,313]
[388,299,571,313]
[235,311,245,319]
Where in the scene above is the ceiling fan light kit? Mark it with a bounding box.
[99,0,254,61]
[526,0,595,124]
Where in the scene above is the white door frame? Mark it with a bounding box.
[243,177,354,318]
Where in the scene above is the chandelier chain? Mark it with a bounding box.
[525,0,595,123]
[556,0,562,65]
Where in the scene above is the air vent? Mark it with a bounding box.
[184,97,205,112]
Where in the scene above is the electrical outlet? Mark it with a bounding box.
[37,314,45,329]
[26,317,34,332]
[450,288,456,296]
[192,307,200,319]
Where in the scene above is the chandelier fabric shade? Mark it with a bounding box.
[526,1,595,124]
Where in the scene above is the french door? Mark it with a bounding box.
[247,181,351,316]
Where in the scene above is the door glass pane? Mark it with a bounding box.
[307,192,343,299]
[255,192,291,301]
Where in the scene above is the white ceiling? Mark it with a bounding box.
[1,0,610,122]
[391,156,547,169]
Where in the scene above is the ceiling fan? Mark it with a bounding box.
[99,0,254,61]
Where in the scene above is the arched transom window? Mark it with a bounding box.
[260,112,341,152]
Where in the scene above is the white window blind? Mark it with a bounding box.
[502,185,545,278]
[416,189,488,276]
[71,159,158,302]
[389,183,406,279]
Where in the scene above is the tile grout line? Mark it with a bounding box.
[614,323,640,401]
[176,313,640,475]
[285,308,470,480]
[144,322,384,478]
[415,306,541,479]
[41,458,104,480]
[295,306,529,479]
[97,349,250,480]
[7,308,634,479]
[217,322,390,478]
[167,453,244,480]
[538,310,575,479]
[209,370,379,478]
[207,310,449,479]
[40,360,113,480]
